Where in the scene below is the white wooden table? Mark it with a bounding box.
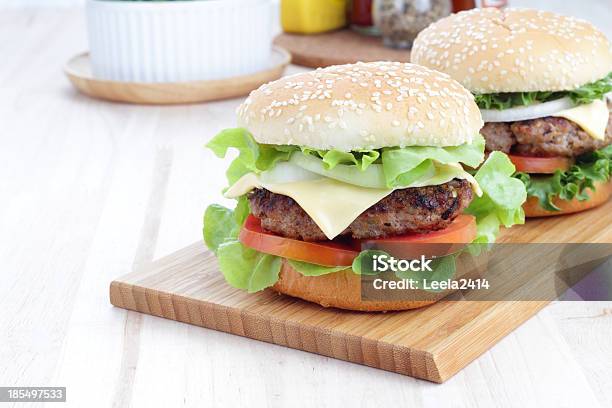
[1,3,611,407]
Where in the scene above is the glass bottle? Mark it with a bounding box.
[373,0,452,49]
[351,0,381,36]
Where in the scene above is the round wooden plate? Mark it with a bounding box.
[274,29,410,68]
[64,47,291,105]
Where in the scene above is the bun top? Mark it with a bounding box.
[236,61,483,151]
[411,8,612,94]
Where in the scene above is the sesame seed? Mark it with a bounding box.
[239,60,480,149]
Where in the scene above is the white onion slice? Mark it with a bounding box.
[480,97,575,122]
[289,153,388,189]
[259,161,320,184]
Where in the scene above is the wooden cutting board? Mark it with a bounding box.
[109,199,612,383]
[273,30,410,68]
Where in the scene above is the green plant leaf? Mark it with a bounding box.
[351,250,390,275]
[217,240,282,293]
[516,145,612,211]
[203,204,239,255]
[381,134,485,187]
[204,202,280,293]
[206,128,297,186]
[313,149,381,170]
[395,255,457,292]
[474,72,612,109]
[466,152,526,242]
[287,260,349,276]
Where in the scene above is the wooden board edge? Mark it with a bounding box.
[109,280,444,382]
[429,300,550,382]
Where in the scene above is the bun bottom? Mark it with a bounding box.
[272,262,441,312]
[524,180,612,218]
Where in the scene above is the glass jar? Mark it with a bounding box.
[373,0,451,49]
[281,0,349,34]
[451,0,507,13]
[351,0,381,36]
[451,0,475,12]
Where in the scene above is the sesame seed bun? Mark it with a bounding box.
[237,62,483,151]
[272,260,439,311]
[411,8,612,94]
[273,248,489,311]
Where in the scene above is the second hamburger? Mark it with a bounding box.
[412,8,612,216]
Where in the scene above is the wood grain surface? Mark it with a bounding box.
[3,3,612,407]
[108,245,546,383]
[273,30,410,68]
[109,198,612,383]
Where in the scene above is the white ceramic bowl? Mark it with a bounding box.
[86,0,273,83]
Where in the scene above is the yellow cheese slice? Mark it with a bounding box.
[553,99,609,140]
[224,163,482,240]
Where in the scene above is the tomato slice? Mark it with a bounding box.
[508,154,574,174]
[240,214,478,266]
[240,215,358,266]
[357,214,477,258]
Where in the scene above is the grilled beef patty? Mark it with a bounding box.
[481,102,612,157]
[248,179,473,241]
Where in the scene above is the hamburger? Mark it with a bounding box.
[411,8,612,217]
[203,61,525,311]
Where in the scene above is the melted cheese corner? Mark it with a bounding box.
[553,99,609,140]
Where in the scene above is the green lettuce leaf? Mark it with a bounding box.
[210,128,485,190]
[381,134,485,187]
[203,197,250,256]
[233,195,250,226]
[569,72,612,105]
[206,128,298,185]
[203,200,346,292]
[217,241,281,293]
[302,138,484,181]
[396,255,457,292]
[289,152,479,190]
[205,129,291,292]
[466,152,526,243]
[204,202,282,293]
[302,148,381,170]
[516,145,612,211]
[287,260,349,276]
[474,72,612,110]
[474,91,565,110]
[203,204,238,254]
[353,249,457,292]
[351,250,390,275]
